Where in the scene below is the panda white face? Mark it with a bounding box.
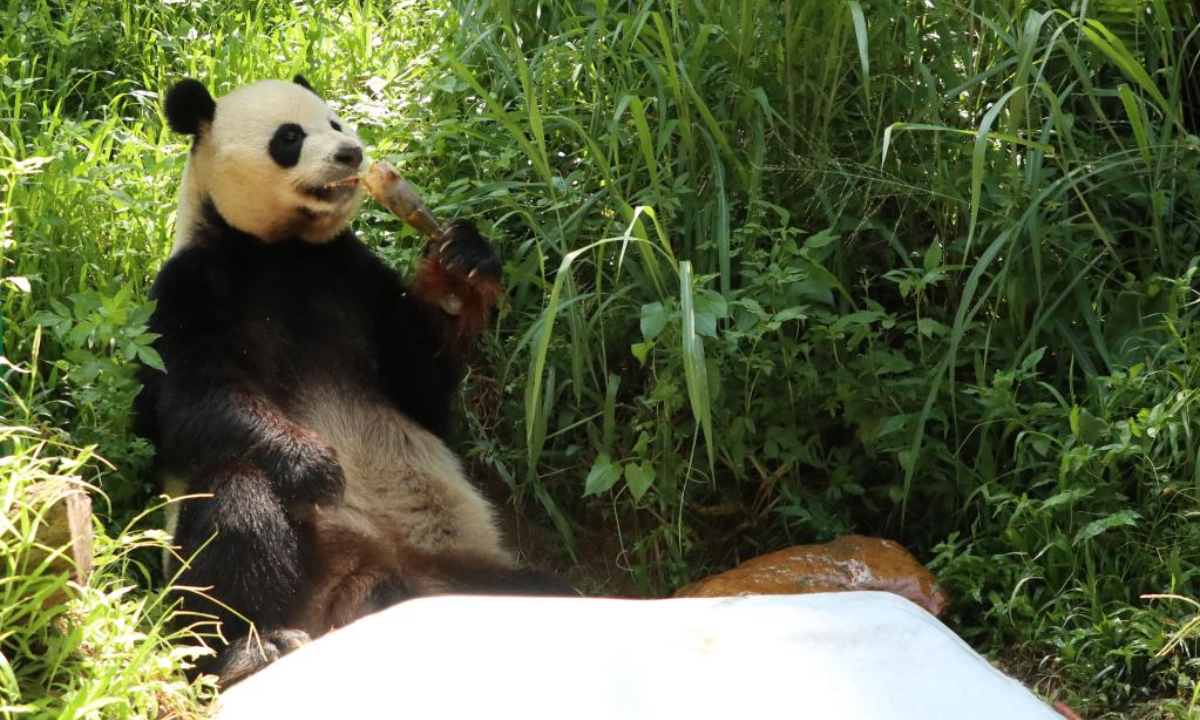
[168,78,366,248]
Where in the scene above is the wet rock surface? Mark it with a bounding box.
[674,534,946,615]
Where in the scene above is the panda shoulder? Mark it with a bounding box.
[335,230,411,290]
[147,245,235,316]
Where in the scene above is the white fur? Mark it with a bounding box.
[172,80,365,253]
[293,385,514,634]
[299,385,510,563]
[161,473,187,573]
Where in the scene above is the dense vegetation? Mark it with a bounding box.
[3,0,1199,716]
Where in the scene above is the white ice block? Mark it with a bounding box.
[217,591,1060,720]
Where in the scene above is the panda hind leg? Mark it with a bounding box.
[172,462,311,686]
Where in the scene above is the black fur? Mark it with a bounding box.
[164,79,216,136]
[214,629,311,688]
[293,74,318,95]
[173,462,304,637]
[268,123,306,168]
[134,203,560,686]
[333,144,363,168]
[434,221,503,281]
[136,202,472,440]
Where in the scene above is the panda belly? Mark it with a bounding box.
[291,386,514,636]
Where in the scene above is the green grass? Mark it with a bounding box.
[0,428,212,718]
[4,0,1200,716]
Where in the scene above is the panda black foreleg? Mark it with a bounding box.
[155,383,345,507]
[380,220,503,436]
[172,461,311,686]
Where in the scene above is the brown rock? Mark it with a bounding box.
[674,535,946,616]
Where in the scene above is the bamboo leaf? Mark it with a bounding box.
[679,261,715,471]
[848,0,870,98]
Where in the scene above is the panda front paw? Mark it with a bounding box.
[256,430,345,507]
[413,220,502,330]
[434,220,501,286]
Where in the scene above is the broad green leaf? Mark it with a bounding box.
[640,301,669,341]
[630,341,653,365]
[1020,346,1046,373]
[1073,510,1141,545]
[773,307,808,324]
[137,346,166,373]
[1069,407,1107,444]
[584,454,622,497]
[916,318,949,338]
[624,461,656,501]
[804,229,839,251]
[923,241,942,272]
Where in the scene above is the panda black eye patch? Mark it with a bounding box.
[269,123,306,168]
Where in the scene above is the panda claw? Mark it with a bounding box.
[425,221,501,285]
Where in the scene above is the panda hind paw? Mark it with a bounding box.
[215,628,312,688]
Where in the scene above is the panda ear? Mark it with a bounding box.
[293,74,319,95]
[165,79,215,136]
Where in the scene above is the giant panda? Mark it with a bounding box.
[134,76,566,687]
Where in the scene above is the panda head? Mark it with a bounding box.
[165,76,365,248]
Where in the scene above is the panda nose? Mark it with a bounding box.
[333,145,363,167]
